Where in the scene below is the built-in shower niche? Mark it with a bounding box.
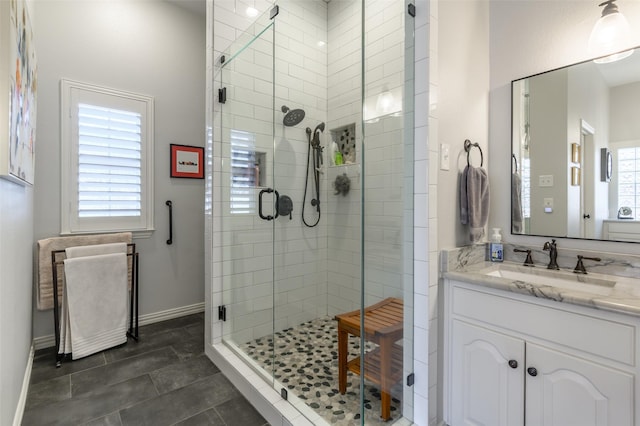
[329,123,356,166]
[230,149,266,188]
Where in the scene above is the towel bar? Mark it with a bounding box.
[51,243,139,367]
[464,139,483,167]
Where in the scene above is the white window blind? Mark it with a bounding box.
[61,79,154,235]
[617,146,640,215]
[230,129,260,215]
[77,103,142,218]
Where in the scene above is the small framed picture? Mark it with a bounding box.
[571,143,580,164]
[170,144,204,179]
[571,166,580,186]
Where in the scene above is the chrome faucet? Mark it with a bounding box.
[573,255,601,274]
[542,239,559,270]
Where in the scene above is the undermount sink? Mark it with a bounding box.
[482,264,617,296]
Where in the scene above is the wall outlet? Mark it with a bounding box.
[539,175,554,187]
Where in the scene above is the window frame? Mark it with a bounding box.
[60,79,154,236]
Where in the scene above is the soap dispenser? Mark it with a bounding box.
[489,228,503,262]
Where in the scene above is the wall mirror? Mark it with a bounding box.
[511,47,640,243]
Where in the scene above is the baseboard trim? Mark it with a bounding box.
[33,302,205,350]
[13,343,34,426]
[137,302,205,327]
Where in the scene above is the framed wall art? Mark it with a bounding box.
[0,0,38,185]
[571,143,580,164]
[170,144,204,179]
[571,166,581,186]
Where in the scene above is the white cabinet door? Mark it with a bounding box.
[450,320,525,426]
[526,343,634,426]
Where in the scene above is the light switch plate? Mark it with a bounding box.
[440,144,450,171]
[544,197,553,213]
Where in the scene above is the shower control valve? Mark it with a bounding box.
[277,195,294,220]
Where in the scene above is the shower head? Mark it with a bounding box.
[314,122,325,134]
[281,105,306,127]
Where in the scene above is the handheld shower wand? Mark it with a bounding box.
[303,122,325,227]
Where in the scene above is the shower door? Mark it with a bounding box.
[214,0,415,423]
[218,12,277,383]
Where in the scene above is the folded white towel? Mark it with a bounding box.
[65,242,128,259]
[36,232,132,311]
[63,252,128,359]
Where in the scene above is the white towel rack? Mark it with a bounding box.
[51,243,139,367]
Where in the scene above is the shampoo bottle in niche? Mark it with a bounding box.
[490,228,503,262]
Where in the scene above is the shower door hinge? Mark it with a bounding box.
[270,5,279,20]
[218,305,227,321]
[218,87,227,104]
[407,373,415,386]
[281,388,288,400]
[220,54,226,65]
[408,3,416,17]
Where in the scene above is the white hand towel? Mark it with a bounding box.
[63,252,128,359]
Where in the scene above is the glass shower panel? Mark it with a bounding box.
[269,1,334,420]
[218,13,276,384]
[361,0,415,422]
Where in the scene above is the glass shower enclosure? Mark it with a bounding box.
[211,1,414,423]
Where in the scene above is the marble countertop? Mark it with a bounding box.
[444,261,640,318]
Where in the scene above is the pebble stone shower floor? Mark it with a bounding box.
[239,317,402,425]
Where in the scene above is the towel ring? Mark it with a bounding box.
[512,154,518,172]
[464,139,483,167]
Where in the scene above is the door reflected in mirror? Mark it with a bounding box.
[511,47,640,243]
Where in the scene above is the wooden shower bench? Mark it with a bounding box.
[335,297,404,421]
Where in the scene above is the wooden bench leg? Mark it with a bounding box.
[380,336,391,421]
[338,327,348,394]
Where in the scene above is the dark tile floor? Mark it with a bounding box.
[23,313,270,426]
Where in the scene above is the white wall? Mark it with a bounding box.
[528,70,568,236]
[610,82,640,142]
[0,0,35,422]
[0,181,33,425]
[32,0,206,340]
[489,0,640,255]
[437,0,490,249]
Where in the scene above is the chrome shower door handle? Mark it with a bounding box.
[259,188,274,221]
[273,190,280,219]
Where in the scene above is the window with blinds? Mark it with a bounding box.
[617,146,640,215]
[77,104,142,218]
[61,80,154,235]
[230,129,263,215]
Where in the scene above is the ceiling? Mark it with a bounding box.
[597,48,640,87]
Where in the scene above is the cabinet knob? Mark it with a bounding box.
[508,360,518,369]
[527,367,538,377]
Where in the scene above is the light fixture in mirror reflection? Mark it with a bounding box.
[364,86,402,122]
[511,47,640,243]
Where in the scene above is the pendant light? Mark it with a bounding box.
[588,0,633,63]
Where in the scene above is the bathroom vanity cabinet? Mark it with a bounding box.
[443,279,638,426]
